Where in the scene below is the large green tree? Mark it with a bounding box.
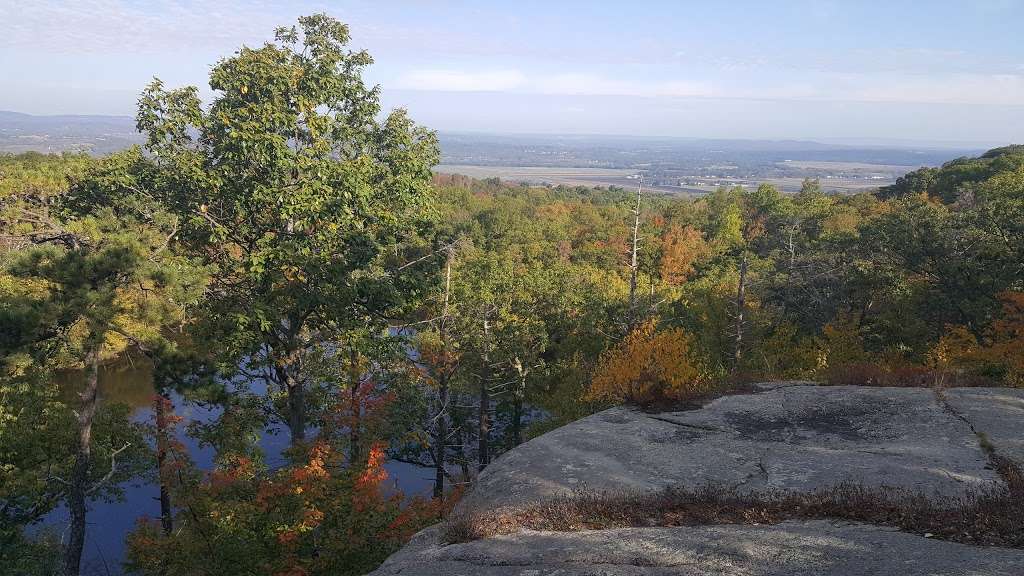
[134,14,439,445]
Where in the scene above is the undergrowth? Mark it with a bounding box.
[445,457,1024,549]
[822,363,999,388]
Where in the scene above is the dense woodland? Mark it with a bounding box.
[2,14,1023,576]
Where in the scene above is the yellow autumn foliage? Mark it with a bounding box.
[820,313,870,368]
[986,292,1024,385]
[923,293,1024,387]
[587,319,708,405]
[659,225,710,286]
[926,325,979,370]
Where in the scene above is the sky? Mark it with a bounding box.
[1,0,1022,144]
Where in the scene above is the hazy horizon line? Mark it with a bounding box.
[2,108,1009,152]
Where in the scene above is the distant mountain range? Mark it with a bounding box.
[0,110,990,171]
[438,132,986,170]
[0,110,141,154]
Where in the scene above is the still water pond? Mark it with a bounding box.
[39,364,442,575]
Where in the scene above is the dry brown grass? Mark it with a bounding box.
[472,374,1021,547]
[445,456,1024,548]
[633,364,1003,413]
[633,380,763,412]
[823,363,999,388]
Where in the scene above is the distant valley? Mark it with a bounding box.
[0,110,143,154]
[1,110,987,194]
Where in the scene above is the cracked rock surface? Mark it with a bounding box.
[459,384,1009,514]
[944,387,1024,465]
[369,384,1024,575]
[371,521,1024,575]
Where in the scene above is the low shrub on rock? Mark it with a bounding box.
[586,319,711,407]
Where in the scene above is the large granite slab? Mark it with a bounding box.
[459,385,1003,515]
[370,385,1024,575]
[371,521,1024,575]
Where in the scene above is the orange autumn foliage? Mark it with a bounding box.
[127,435,447,576]
[587,319,708,406]
[659,225,710,285]
[921,292,1024,387]
[208,456,256,492]
[353,443,390,514]
[987,291,1024,383]
[152,395,191,485]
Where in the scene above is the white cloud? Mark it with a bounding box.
[836,73,1024,106]
[397,69,715,98]
[537,74,712,97]
[0,0,290,53]
[7,0,1023,113]
[398,69,527,92]
[395,66,1024,108]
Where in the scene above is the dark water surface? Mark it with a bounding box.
[38,364,441,575]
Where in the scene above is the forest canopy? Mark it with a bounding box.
[2,13,1023,576]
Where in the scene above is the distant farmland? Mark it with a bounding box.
[434,165,687,194]
[434,164,897,195]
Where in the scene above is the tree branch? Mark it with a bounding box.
[87,443,132,495]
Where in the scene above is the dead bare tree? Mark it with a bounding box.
[733,251,749,368]
[477,316,493,472]
[432,246,457,497]
[627,174,644,330]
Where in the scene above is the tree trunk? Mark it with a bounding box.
[455,419,471,482]
[272,355,307,446]
[154,390,173,535]
[733,252,748,368]
[787,225,797,271]
[511,358,526,448]
[511,394,523,448]
[287,379,306,444]
[63,343,100,576]
[348,346,362,464]
[627,175,644,330]
[433,373,448,499]
[477,319,491,472]
[477,376,490,472]
[433,250,454,498]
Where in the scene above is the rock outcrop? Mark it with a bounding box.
[370,383,1024,575]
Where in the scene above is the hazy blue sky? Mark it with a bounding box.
[2,0,1022,143]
